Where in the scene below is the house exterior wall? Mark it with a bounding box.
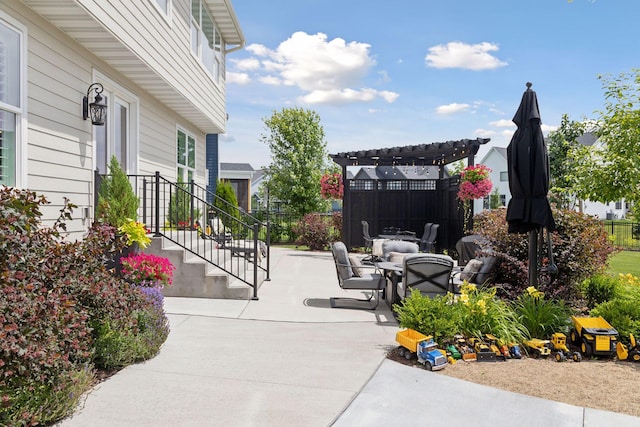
[473,148,510,214]
[2,1,241,239]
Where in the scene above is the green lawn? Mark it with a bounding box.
[607,250,640,277]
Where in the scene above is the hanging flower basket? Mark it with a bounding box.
[458,164,493,201]
[320,173,344,200]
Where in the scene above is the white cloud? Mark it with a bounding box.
[230,32,398,104]
[474,128,496,138]
[541,124,558,133]
[425,41,508,70]
[436,103,471,115]
[259,75,282,85]
[219,133,236,142]
[300,88,398,105]
[226,72,251,85]
[489,119,515,128]
[231,58,261,71]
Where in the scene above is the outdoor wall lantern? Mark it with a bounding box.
[83,83,107,126]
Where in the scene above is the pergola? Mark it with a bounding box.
[330,138,490,252]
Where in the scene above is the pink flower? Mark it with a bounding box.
[458,164,493,201]
[320,173,344,200]
[121,253,175,288]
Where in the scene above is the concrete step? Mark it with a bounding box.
[145,237,253,300]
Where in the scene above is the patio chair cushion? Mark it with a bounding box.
[382,241,419,261]
[475,256,498,285]
[388,251,410,265]
[460,259,484,282]
[332,242,354,280]
[349,255,364,277]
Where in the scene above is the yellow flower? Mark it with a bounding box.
[526,286,544,299]
[459,294,469,305]
[477,299,487,314]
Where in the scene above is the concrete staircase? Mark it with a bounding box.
[146,236,255,299]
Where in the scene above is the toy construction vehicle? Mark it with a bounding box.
[468,337,496,362]
[509,343,522,359]
[570,316,618,358]
[396,329,448,371]
[455,336,476,361]
[549,332,582,362]
[485,334,507,361]
[616,334,640,362]
[524,338,551,358]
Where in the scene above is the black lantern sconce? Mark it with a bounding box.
[83,83,107,126]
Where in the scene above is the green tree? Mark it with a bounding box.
[547,114,585,210]
[570,70,640,220]
[167,176,200,228]
[489,188,502,209]
[261,107,330,218]
[96,156,139,228]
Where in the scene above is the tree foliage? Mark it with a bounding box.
[214,179,242,234]
[97,156,139,228]
[547,114,585,210]
[261,107,331,218]
[569,70,640,219]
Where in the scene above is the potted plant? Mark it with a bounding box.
[118,219,152,252]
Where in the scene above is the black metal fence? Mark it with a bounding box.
[601,221,640,250]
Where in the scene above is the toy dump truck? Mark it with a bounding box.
[396,329,447,371]
[468,337,496,362]
[524,338,551,358]
[616,334,640,362]
[549,332,582,362]
[570,316,618,357]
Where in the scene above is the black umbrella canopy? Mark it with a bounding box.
[506,82,556,234]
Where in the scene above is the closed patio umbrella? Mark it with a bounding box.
[506,82,556,287]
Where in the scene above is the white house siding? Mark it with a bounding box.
[4,1,232,239]
[473,147,510,214]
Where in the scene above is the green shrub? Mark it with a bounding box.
[292,213,332,250]
[473,207,616,303]
[591,279,640,343]
[581,274,620,309]
[97,155,139,228]
[393,290,459,343]
[0,188,170,425]
[167,176,201,228]
[454,283,527,345]
[512,286,572,339]
[214,179,242,235]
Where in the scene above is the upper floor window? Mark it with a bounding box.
[154,0,169,14]
[0,16,24,187]
[500,171,508,181]
[191,0,224,83]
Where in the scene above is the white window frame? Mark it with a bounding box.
[0,11,27,188]
[151,0,172,25]
[190,0,225,84]
[92,71,140,174]
[176,127,196,183]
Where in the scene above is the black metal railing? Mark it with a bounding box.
[123,172,269,298]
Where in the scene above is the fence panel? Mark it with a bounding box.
[601,221,640,250]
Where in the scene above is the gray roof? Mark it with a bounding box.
[577,132,598,146]
[220,162,255,172]
[352,165,445,180]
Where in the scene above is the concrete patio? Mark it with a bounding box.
[59,247,640,426]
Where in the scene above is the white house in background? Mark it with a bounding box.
[474,135,630,219]
[473,146,510,214]
[1,0,244,238]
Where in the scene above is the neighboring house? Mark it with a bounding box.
[219,162,254,211]
[1,0,244,238]
[250,167,266,210]
[352,165,446,186]
[475,137,630,219]
[474,146,510,214]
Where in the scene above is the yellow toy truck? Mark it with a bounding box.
[616,334,640,362]
[524,338,551,358]
[570,316,618,358]
[549,332,582,362]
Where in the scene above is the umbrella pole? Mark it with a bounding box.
[528,228,539,287]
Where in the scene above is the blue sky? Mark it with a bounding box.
[220,0,640,169]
